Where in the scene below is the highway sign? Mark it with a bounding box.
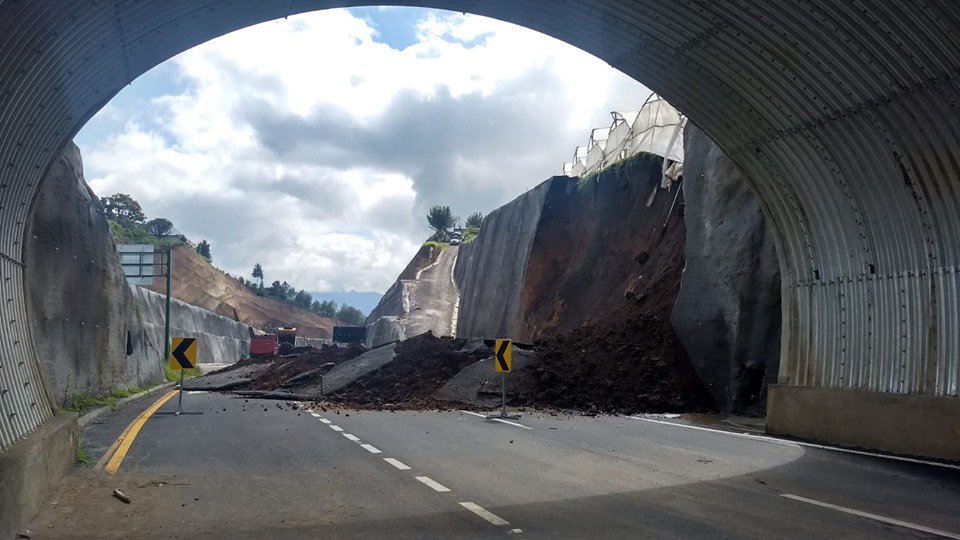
[169,337,198,370]
[494,339,512,373]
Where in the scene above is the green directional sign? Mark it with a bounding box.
[169,337,197,370]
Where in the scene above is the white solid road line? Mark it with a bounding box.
[415,476,451,492]
[343,433,360,442]
[628,416,960,471]
[492,418,531,430]
[330,425,344,432]
[319,418,331,424]
[461,410,532,430]
[384,458,411,470]
[781,494,960,539]
[361,444,382,454]
[459,502,510,526]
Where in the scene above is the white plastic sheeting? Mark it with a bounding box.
[564,93,687,178]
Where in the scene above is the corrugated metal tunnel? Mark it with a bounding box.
[0,1,958,449]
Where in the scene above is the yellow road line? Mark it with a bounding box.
[101,389,179,474]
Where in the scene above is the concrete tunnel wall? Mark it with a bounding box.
[0,1,959,449]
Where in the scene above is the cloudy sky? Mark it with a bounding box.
[77,7,648,297]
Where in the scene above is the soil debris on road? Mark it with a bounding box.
[325,332,489,409]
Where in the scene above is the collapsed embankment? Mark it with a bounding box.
[148,246,341,339]
[452,138,780,413]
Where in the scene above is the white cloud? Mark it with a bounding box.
[80,8,647,295]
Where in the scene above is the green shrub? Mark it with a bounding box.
[423,241,449,252]
[165,365,202,382]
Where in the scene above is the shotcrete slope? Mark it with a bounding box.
[671,125,781,412]
[366,245,460,346]
[24,142,164,404]
[454,179,555,340]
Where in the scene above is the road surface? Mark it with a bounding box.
[29,392,960,538]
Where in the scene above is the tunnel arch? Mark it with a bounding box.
[1,1,958,448]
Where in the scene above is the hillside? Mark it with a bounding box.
[147,246,342,339]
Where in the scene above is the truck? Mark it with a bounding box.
[277,326,297,355]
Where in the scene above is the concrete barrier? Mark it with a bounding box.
[0,413,78,539]
[130,285,250,364]
[767,385,960,462]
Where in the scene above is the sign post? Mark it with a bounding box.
[158,337,203,416]
[487,339,520,420]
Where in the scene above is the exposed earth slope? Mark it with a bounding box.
[148,246,341,339]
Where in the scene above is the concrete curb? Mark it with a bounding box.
[78,382,177,429]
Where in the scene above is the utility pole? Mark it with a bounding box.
[163,248,172,375]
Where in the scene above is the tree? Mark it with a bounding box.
[195,239,212,262]
[465,212,483,229]
[313,299,338,318]
[268,280,283,299]
[426,205,455,237]
[144,217,173,237]
[101,193,146,226]
[335,304,365,325]
[281,281,295,301]
[252,263,264,286]
[293,289,312,309]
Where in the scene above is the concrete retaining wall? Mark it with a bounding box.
[130,286,250,364]
[767,385,960,462]
[366,316,405,347]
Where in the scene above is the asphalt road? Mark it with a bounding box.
[29,391,960,539]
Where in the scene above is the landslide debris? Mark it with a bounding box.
[326,332,489,409]
[205,344,367,392]
[526,306,713,414]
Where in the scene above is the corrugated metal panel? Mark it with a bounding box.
[1,0,960,448]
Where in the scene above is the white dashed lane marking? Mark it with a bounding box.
[415,476,451,492]
[459,502,509,526]
[311,412,525,532]
[384,458,411,470]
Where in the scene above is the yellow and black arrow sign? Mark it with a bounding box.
[169,337,198,370]
[494,339,512,373]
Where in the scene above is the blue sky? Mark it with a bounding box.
[77,7,648,298]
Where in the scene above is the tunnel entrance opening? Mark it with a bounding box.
[0,2,958,465]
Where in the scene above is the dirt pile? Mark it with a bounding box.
[527,306,712,414]
[327,332,488,408]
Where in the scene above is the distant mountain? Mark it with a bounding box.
[311,291,384,316]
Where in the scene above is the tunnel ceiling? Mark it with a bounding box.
[0,1,959,448]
